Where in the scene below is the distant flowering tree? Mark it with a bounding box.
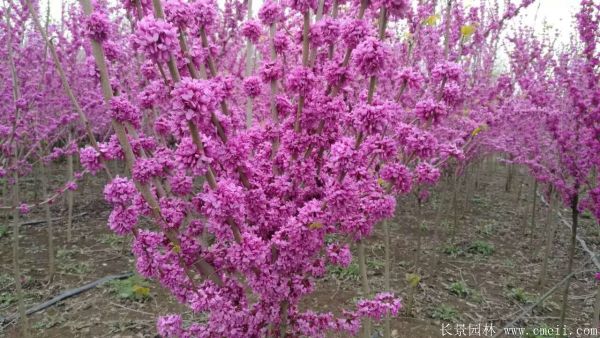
[491,0,599,328]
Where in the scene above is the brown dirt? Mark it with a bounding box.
[1,159,598,337]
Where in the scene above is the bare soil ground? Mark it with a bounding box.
[1,159,598,338]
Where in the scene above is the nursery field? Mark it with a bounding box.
[1,0,599,337]
[1,161,598,337]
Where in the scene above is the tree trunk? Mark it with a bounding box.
[358,240,371,338]
[451,174,459,243]
[538,190,557,288]
[594,280,600,330]
[505,163,514,192]
[414,199,424,268]
[463,166,471,213]
[66,129,74,242]
[40,162,55,282]
[529,179,538,248]
[11,174,29,337]
[383,220,391,338]
[559,192,579,329]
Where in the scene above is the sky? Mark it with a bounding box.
[44,0,580,45]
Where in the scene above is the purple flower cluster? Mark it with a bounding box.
[109,97,141,128]
[353,37,388,76]
[170,78,219,122]
[241,20,262,43]
[259,1,284,25]
[376,0,411,18]
[341,19,370,48]
[380,163,412,194]
[131,17,178,63]
[193,0,218,29]
[85,11,111,42]
[259,61,283,82]
[414,99,448,124]
[164,0,193,28]
[243,76,262,97]
[415,162,441,185]
[431,61,463,82]
[288,0,317,13]
[286,66,316,95]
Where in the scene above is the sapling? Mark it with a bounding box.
[559,191,579,330]
[39,153,55,282]
[5,8,28,335]
[537,188,558,288]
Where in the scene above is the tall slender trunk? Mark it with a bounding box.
[414,199,424,268]
[594,275,600,329]
[473,159,481,189]
[11,174,29,337]
[538,190,557,288]
[451,174,459,243]
[66,129,74,242]
[358,240,371,338]
[505,162,514,192]
[463,166,471,212]
[559,192,579,329]
[383,220,391,338]
[529,179,538,248]
[40,161,55,282]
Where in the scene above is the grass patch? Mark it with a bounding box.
[105,275,152,302]
[467,240,494,256]
[430,304,460,322]
[99,233,126,249]
[443,245,463,257]
[448,281,472,298]
[506,287,533,304]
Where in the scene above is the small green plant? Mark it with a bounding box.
[504,258,515,268]
[56,248,78,260]
[64,262,91,274]
[440,220,451,231]
[0,291,17,307]
[328,262,360,281]
[0,273,12,288]
[99,233,125,249]
[430,304,460,322]
[32,316,64,330]
[477,224,495,236]
[506,287,532,304]
[57,248,90,274]
[367,259,384,270]
[443,245,463,256]
[0,226,7,239]
[467,240,494,256]
[105,275,151,302]
[471,195,486,206]
[449,281,472,298]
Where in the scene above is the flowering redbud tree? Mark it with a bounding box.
[75,0,543,335]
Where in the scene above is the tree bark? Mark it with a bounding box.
[559,192,579,329]
[358,240,371,338]
[11,174,29,337]
[383,220,391,338]
[66,129,74,242]
[40,160,55,282]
